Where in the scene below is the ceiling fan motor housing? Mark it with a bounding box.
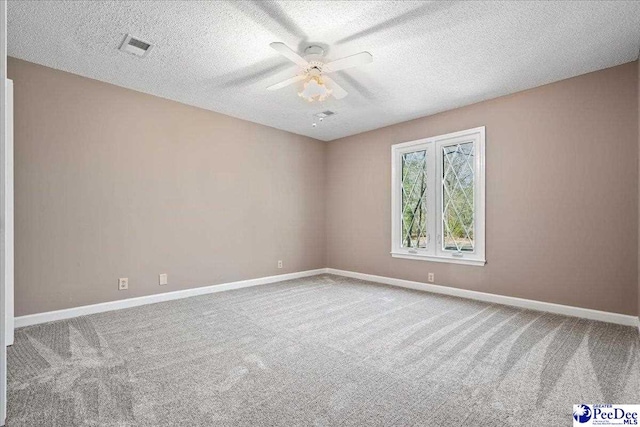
[307,62,324,76]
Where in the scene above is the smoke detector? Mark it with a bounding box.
[119,34,153,57]
[314,111,336,119]
[311,110,336,127]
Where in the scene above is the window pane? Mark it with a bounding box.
[442,142,474,252]
[401,150,428,249]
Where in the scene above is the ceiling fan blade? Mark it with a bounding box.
[323,76,348,99]
[269,42,309,67]
[324,51,373,73]
[266,74,306,91]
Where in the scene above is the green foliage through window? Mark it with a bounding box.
[442,142,474,252]
[401,151,427,248]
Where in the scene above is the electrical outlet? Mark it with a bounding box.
[277,260,283,269]
[118,278,129,290]
[159,273,168,286]
[428,273,435,283]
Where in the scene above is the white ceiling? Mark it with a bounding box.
[8,1,640,141]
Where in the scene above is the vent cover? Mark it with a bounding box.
[314,111,336,118]
[119,34,152,57]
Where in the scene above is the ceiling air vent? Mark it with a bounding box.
[314,111,336,119]
[119,34,153,57]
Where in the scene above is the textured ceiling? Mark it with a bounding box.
[8,1,640,141]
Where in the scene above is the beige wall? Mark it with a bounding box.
[327,62,639,316]
[9,57,640,318]
[8,57,326,316]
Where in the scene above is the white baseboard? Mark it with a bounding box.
[326,268,640,328]
[14,269,326,328]
[13,267,640,330]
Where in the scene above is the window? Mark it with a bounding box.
[391,127,485,266]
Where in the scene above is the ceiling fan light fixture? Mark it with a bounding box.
[298,76,332,102]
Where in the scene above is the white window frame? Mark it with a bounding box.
[391,126,486,266]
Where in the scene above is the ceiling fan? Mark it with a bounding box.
[267,42,373,102]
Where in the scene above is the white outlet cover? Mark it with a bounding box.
[118,278,128,290]
[159,273,168,286]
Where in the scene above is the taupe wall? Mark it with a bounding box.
[327,62,639,316]
[9,57,640,318]
[9,57,326,316]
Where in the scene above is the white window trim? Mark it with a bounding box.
[391,126,486,267]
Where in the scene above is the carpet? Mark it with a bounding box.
[6,274,640,426]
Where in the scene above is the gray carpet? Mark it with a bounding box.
[6,274,640,426]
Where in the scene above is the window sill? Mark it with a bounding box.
[390,251,486,267]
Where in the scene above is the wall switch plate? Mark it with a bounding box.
[118,278,129,290]
[428,273,434,283]
[277,260,283,269]
[159,273,168,286]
